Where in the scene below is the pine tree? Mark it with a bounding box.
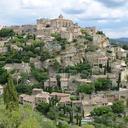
[3,75,19,111]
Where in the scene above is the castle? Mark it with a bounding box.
[37,15,82,41]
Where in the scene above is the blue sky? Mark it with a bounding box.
[0,0,128,38]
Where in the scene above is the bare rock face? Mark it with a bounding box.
[93,34,109,48]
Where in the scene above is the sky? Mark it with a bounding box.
[0,0,128,38]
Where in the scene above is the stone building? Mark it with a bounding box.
[37,15,73,30]
[86,51,108,66]
[4,62,31,74]
[19,88,72,108]
[35,92,50,105]
[19,94,35,108]
[7,25,36,34]
[50,92,71,104]
[44,77,69,90]
[32,88,43,95]
[37,15,82,42]
[116,47,127,59]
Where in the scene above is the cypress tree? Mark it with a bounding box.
[3,75,19,111]
[117,72,121,90]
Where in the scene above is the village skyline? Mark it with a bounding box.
[0,0,128,38]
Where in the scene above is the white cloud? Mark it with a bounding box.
[104,28,128,38]
[0,0,128,37]
[21,0,52,8]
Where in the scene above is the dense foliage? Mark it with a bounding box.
[0,28,15,37]
[58,61,92,78]
[77,78,112,94]
[77,83,95,94]
[90,101,127,128]
[0,65,8,84]
[3,76,19,111]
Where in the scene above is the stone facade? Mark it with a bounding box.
[37,15,82,42]
[4,62,31,74]
[86,50,108,66]
[44,77,69,90]
[19,88,72,108]
[7,25,36,34]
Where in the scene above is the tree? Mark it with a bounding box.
[80,70,90,79]
[77,83,95,94]
[56,75,61,90]
[106,59,111,73]
[117,72,121,90]
[0,66,8,84]
[91,106,112,117]
[47,106,59,120]
[111,100,125,114]
[0,28,15,37]
[94,78,112,92]
[0,102,57,128]
[57,121,70,128]
[51,32,67,50]
[36,102,50,115]
[16,84,32,95]
[3,76,19,111]
[31,66,48,83]
[49,95,60,106]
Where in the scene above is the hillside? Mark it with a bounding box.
[0,15,128,128]
[110,38,128,45]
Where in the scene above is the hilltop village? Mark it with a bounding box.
[0,15,128,127]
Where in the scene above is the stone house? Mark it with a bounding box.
[32,88,43,95]
[50,92,71,104]
[44,78,57,87]
[30,57,42,69]
[60,78,69,90]
[4,62,31,74]
[19,94,35,109]
[106,88,128,104]
[116,47,127,59]
[86,51,108,66]
[19,89,50,108]
[60,46,85,66]
[19,88,72,107]
[50,92,70,98]
[44,77,69,90]
[75,79,92,85]
[35,92,50,105]
[59,96,71,104]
